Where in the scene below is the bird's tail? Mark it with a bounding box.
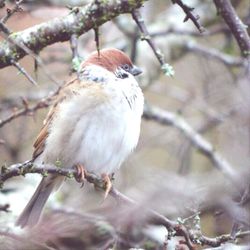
[16,175,64,228]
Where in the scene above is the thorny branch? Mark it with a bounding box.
[171,0,205,33]
[1,161,249,249]
[0,31,61,86]
[10,59,38,86]
[0,0,146,68]
[132,9,165,66]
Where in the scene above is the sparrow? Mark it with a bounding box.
[16,48,144,228]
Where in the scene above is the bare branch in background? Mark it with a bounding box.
[0,99,48,128]
[213,0,250,57]
[231,183,250,237]
[178,106,237,175]
[143,104,239,184]
[0,86,62,128]
[185,42,246,67]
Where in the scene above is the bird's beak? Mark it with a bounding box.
[130,65,142,76]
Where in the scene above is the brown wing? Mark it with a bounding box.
[32,77,79,160]
[33,103,59,160]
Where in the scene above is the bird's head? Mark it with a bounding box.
[81,48,142,79]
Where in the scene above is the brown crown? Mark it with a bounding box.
[81,48,133,73]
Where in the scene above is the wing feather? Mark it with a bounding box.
[32,78,80,160]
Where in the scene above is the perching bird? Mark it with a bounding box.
[16,48,144,228]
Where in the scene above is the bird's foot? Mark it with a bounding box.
[101,173,112,199]
[74,164,86,187]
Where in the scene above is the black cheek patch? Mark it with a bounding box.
[117,72,129,79]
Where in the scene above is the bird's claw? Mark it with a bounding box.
[74,164,86,187]
[101,173,112,199]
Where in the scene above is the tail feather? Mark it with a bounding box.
[16,175,64,228]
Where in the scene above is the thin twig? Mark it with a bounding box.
[0,20,11,35]
[0,100,48,128]
[171,0,205,33]
[94,27,100,57]
[185,41,246,67]
[0,32,61,86]
[1,0,24,24]
[110,188,195,249]
[132,9,164,66]
[132,9,174,76]
[0,86,62,128]
[10,59,38,86]
[196,231,250,247]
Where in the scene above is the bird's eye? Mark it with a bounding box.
[122,64,130,71]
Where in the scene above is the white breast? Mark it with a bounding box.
[39,70,144,176]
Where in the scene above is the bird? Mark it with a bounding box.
[16,48,144,228]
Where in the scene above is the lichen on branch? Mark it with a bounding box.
[0,0,146,68]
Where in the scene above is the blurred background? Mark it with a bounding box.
[0,0,250,249]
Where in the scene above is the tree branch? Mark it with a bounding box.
[0,0,146,69]
[0,99,49,128]
[213,0,250,57]
[0,85,62,128]
[1,161,249,248]
[10,59,38,86]
[143,104,239,184]
[171,0,205,33]
[185,41,246,67]
[132,9,175,77]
